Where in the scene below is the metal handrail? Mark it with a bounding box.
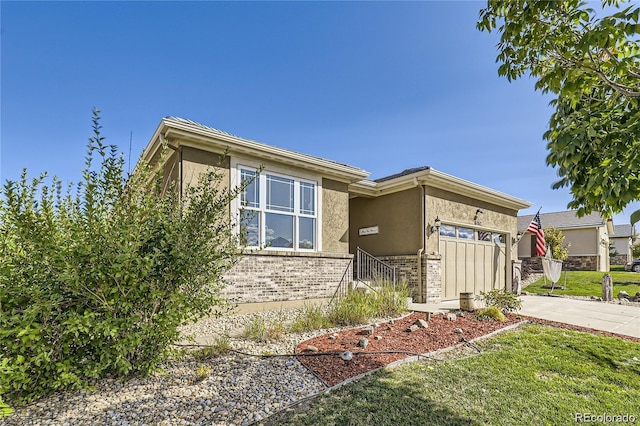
[356,246,396,286]
[329,259,354,305]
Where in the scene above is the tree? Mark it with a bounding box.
[478,1,640,218]
[544,227,571,260]
[0,110,245,404]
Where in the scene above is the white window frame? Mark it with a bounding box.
[231,158,322,252]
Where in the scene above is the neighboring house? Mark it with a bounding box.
[517,211,613,272]
[610,224,637,265]
[141,117,531,306]
[350,167,531,302]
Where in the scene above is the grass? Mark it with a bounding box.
[291,304,334,332]
[525,270,640,297]
[328,281,409,326]
[263,324,640,425]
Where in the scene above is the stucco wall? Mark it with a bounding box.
[322,178,350,253]
[349,186,422,256]
[181,146,230,193]
[424,186,518,256]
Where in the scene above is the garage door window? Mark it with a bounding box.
[439,225,456,238]
[458,227,475,240]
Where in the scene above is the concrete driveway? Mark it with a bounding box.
[517,295,640,338]
[413,295,640,339]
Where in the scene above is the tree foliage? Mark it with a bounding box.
[478,0,640,217]
[544,227,571,260]
[0,109,243,405]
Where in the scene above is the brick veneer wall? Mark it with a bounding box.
[375,254,443,303]
[222,252,352,304]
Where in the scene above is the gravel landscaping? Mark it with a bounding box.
[1,308,341,426]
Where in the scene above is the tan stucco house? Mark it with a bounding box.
[350,167,531,302]
[610,224,637,265]
[517,211,613,272]
[141,117,531,306]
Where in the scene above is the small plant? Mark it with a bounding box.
[478,289,522,313]
[262,350,274,356]
[328,290,376,325]
[243,315,287,343]
[328,280,410,325]
[195,336,231,359]
[371,280,410,317]
[291,304,334,332]
[475,306,507,322]
[194,364,212,381]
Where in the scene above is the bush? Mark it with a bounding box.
[477,289,522,313]
[371,280,410,318]
[0,110,243,405]
[475,306,507,322]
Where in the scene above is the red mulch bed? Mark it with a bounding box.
[295,312,521,387]
[296,312,640,387]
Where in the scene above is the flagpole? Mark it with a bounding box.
[513,206,542,247]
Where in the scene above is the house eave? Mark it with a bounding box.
[142,118,369,184]
[349,168,531,210]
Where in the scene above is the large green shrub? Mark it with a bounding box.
[0,110,243,405]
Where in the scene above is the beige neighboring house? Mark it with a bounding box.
[141,117,532,306]
[610,224,637,265]
[350,167,531,302]
[517,211,614,272]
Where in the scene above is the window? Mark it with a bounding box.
[239,168,317,250]
[439,225,456,238]
[458,227,475,240]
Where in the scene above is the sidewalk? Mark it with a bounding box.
[411,295,640,339]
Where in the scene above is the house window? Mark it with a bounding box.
[239,168,316,250]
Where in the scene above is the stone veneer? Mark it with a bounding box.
[222,251,353,304]
[521,255,600,275]
[375,254,442,304]
[610,254,629,266]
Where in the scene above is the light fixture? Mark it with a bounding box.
[474,208,484,224]
[430,216,441,235]
[512,231,523,244]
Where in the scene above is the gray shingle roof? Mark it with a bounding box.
[374,166,431,183]
[518,210,605,231]
[613,224,635,238]
[163,116,364,172]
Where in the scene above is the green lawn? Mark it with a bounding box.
[524,270,640,297]
[263,325,640,426]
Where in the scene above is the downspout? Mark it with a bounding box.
[417,181,425,303]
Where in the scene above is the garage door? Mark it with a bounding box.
[439,225,506,300]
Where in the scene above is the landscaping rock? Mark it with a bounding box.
[446,313,457,321]
[618,290,630,300]
[414,319,429,329]
[602,274,613,301]
[453,328,463,334]
[306,345,319,352]
[408,324,420,332]
[374,335,382,340]
[358,338,369,348]
[359,326,374,335]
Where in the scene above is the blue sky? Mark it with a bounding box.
[2,1,638,225]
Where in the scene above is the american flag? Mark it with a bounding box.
[526,212,547,256]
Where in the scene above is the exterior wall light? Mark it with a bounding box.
[430,216,441,235]
[513,231,523,244]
